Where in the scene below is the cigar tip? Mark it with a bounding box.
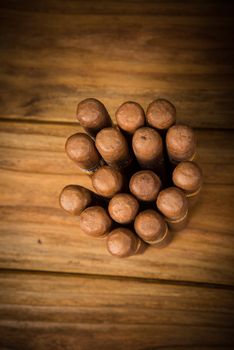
[92,165,123,198]
[173,161,203,192]
[108,193,139,224]
[76,98,109,129]
[134,209,167,243]
[132,127,163,161]
[106,228,137,258]
[79,206,112,237]
[115,101,145,134]
[129,170,161,201]
[166,124,196,161]
[146,98,176,130]
[59,185,92,215]
[157,187,188,219]
[65,133,99,164]
[95,127,129,163]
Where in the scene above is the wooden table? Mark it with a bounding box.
[0,1,234,348]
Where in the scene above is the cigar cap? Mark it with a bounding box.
[134,209,167,243]
[79,206,112,237]
[92,166,123,198]
[65,133,101,170]
[173,161,203,193]
[95,127,130,166]
[157,187,188,220]
[129,170,161,202]
[166,125,196,162]
[76,98,111,131]
[146,98,176,130]
[59,185,92,215]
[115,101,145,134]
[106,228,138,258]
[132,127,163,164]
[108,193,139,224]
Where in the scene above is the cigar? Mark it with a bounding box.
[166,124,196,165]
[146,98,176,131]
[134,209,171,247]
[115,101,145,134]
[76,98,112,137]
[132,127,165,178]
[106,227,147,258]
[108,193,139,224]
[59,185,92,215]
[156,187,189,231]
[95,127,132,169]
[129,170,161,202]
[172,161,203,206]
[79,206,112,238]
[65,133,102,173]
[92,165,123,198]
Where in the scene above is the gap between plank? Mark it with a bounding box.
[0,267,233,291]
[0,117,233,132]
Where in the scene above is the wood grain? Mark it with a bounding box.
[0,1,233,127]
[0,2,234,348]
[1,0,234,16]
[0,270,233,350]
[0,122,233,285]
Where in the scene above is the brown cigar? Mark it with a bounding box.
[146,98,176,131]
[76,98,112,137]
[172,161,203,206]
[115,101,145,134]
[134,209,171,247]
[166,124,196,164]
[65,133,102,173]
[59,185,92,215]
[129,170,161,202]
[108,193,139,224]
[95,127,131,169]
[132,127,165,176]
[79,206,112,238]
[92,165,123,198]
[106,227,147,258]
[156,187,189,231]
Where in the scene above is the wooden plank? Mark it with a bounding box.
[1,0,234,16]
[0,270,233,349]
[0,122,233,285]
[0,121,233,185]
[0,1,233,128]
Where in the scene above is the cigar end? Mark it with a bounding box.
[173,161,203,193]
[146,98,176,130]
[92,166,123,198]
[76,98,111,131]
[166,124,196,162]
[156,187,188,220]
[79,206,112,238]
[59,185,92,215]
[134,209,167,244]
[108,193,139,224]
[115,101,145,134]
[95,127,130,167]
[130,170,161,202]
[65,133,100,170]
[132,127,163,166]
[106,228,140,258]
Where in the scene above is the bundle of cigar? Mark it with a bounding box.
[60,98,203,258]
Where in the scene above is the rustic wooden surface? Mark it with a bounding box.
[0,122,233,285]
[0,1,234,349]
[0,270,234,350]
[0,0,234,128]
